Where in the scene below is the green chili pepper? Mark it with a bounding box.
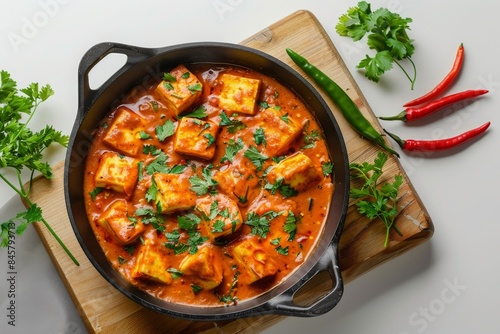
[286,48,399,158]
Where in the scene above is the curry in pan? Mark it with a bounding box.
[83,63,335,306]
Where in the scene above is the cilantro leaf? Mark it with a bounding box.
[243,146,268,171]
[178,213,201,231]
[336,1,417,88]
[135,207,165,232]
[145,177,158,202]
[264,177,298,198]
[219,111,246,133]
[189,164,218,196]
[156,119,175,141]
[145,152,169,175]
[349,151,403,247]
[220,137,244,164]
[321,161,334,177]
[0,71,77,264]
[254,127,266,146]
[283,211,300,241]
[182,105,207,119]
[357,51,393,83]
[244,211,281,238]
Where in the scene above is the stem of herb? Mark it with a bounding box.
[394,58,417,90]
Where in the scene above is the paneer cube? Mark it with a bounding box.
[233,238,278,285]
[132,241,172,284]
[153,172,197,214]
[98,199,144,244]
[218,73,261,115]
[212,164,253,205]
[179,246,223,290]
[103,107,145,157]
[196,193,243,240]
[155,65,203,116]
[173,117,219,160]
[266,152,321,192]
[257,108,302,157]
[94,152,138,197]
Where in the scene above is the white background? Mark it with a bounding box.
[1,0,499,333]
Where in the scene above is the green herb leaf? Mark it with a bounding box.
[182,105,207,119]
[264,177,298,198]
[219,111,246,133]
[178,213,201,231]
[321,161,334,177]
[336,1,417,88]
[243,146,268,171]
[283,211,300,241]
[135,207,165,232]
[349,151,402,247]
[221,138,244,164]
[163,72,176,82]
[0,71,77,264]
[145,152,169,175]
[244,211,281,238]
[254,127,266,146]
[156,119,175,141]
[167,268,183,279]
[189,164,218,196]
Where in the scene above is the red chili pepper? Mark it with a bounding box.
[379,89,488,122]
[384,122,490,151]
[404,44,464,107]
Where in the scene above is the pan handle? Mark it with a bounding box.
[262,241,343,317]
[77,42,155,116]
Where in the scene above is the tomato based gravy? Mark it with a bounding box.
[83,63,334,306]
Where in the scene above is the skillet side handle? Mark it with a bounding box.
[77,42,154,116]
[264,243,343,317]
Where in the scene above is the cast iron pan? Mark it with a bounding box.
[64,42,350,320]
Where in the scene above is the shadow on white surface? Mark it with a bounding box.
[0,196,86,334]
[265,240,435,334]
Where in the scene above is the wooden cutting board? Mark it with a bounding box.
[27,10,433,334]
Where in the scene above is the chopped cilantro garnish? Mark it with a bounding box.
[220,137,244,163]
[139,130,151,140]
[145,176,158,202]
[135,207,165,232]
[188,83,202,93]
[264,177,298,198]
[89,187,104,201]
[322,161,334,177]
[244,211,282,238]
[243,146,268,171]
[219,111,246,133]
[189,164,218,196]
[254,127,266,146]
[145,152,169,175]
[283,211,301,241]
[182,105,207,119]
[155,119,175,142]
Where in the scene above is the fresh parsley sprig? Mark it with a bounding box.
[349,151,403,247]
[336,1,417,89]
[0,70,78,265]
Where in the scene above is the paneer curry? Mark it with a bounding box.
[83,63,335,306]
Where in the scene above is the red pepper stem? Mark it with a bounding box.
[383,129,407,149]
[378,111,407,122]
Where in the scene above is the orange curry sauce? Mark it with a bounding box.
[83,64,334,306]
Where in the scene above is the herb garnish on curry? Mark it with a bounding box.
[83,63,335,306]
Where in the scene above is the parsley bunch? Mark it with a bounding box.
[349,151,403,247]
[336,1,417,89]
[0,70,78,265]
